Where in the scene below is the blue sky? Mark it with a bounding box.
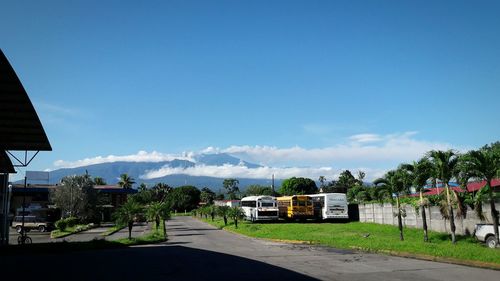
[2,1,499,181]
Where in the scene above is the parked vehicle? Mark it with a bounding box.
[309,193,349,220]
[277,195,314,220]
[474,224,500,248]
[11,215,52,232]
[241,196,279,222]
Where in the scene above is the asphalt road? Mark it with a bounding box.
[8,228,51,244]
[1,217,498,281]
[165,216,499,281]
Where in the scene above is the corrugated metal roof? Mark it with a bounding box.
[0,49,51,151]
[0,150,15,173]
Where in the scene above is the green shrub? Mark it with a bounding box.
[65,217,79,227]
[55,219,67,231]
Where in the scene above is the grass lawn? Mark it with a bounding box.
[101,225,125,236]
[199,216,500,267]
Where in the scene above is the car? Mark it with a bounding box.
[11,215,52,233]
[474,224,500,248]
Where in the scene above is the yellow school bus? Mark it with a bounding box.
[277,195,314,219]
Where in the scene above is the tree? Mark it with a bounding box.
[227,207,244,228]
[93,177,107,185]
[52,174,97,222]
[200,187,216,204]
[223,178,240,200]
[244,185,274,196]
[323,170,362,193]
[138,183,147,192]
[152,183,172,202]
[165,186,201,211]
[374,170,405,241]
[279,177,318,195]
[114,200,142,239]
[118,174,135,189]
[318,176,326,191]
[427,150,459,244]
[411,157,434,242]
[146,202,170,234]
[217,205,230,225]
[459,144,500,246]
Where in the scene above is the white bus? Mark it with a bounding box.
[309,193,348,220]
[240,196,279,222]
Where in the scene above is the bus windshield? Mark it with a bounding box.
[261,202,274,207]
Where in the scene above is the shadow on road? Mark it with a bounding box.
[0,245,319,281]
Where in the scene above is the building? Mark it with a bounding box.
[214,200,241,208]
[0,49,52,246]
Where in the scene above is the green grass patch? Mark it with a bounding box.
[51,224,93,238]
[172,211,192,217]
[114,220,167,245]
[101,225,125,236]
[199,217,500,266]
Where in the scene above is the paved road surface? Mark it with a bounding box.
[105,222,150,241]
[165,216,499,281]
[8,228,51,244]
[1,216,497,281]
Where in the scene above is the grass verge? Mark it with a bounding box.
[101,225,125,236]
[51,224,93,238]
[114,220,167,245]
[198,216,500,269]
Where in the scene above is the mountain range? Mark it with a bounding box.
[27,153,282,191]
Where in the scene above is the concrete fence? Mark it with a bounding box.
[359,202,500,235]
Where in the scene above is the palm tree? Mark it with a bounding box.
[412,157,434,242]
[147,202,170,231]
[217,205,230,225]
[459,145,500,247]
[227,207,244,228]
[118,174,135,189]
[93,177,107,185]
[138,183,147,192]
[153,183,172,202]
[374,170,405,241]
[427,150,459,244]
[114,200,142,239]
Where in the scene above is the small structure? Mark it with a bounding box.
[214,200,241,208]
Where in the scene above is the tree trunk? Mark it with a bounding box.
[396,196,404,241]
[420,190,429,242]
[223,216,227,226]
[489,179,499,245]
[234,218,238,229]
[445,183,456,244]
[156,218,160,230]
[163,219,167,239]
[128,221,133,240]
[211,212,214,221]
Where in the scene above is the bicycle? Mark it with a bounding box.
[17,228,32,244]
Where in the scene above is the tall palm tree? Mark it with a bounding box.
[412,157,434,242]
[227,207,245,228]
[374,170,405,241]
[114,200,142,239]
[118,174,135,189]
[459,145,500,246]
[427,150,459,244]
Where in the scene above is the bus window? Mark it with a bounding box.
[242,201,256,207]
[292,200,298,206]
[261,202,274,207]
[298,201,306,206]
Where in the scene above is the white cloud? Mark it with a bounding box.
[218,131,456,166]
[141,164,338,180]
[54,150,195,168]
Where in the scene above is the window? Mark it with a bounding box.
[261,202,274,207]
[242,201,256,207]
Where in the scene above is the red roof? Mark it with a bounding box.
[412,179,500,197]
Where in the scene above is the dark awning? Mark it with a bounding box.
[0,151,15,173]
[0,49,52,151]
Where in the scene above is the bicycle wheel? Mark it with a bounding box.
[24,237,32,244]
[17,236,22,244]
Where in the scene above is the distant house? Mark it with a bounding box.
[409,179,500,197]
[214,200,241,208]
